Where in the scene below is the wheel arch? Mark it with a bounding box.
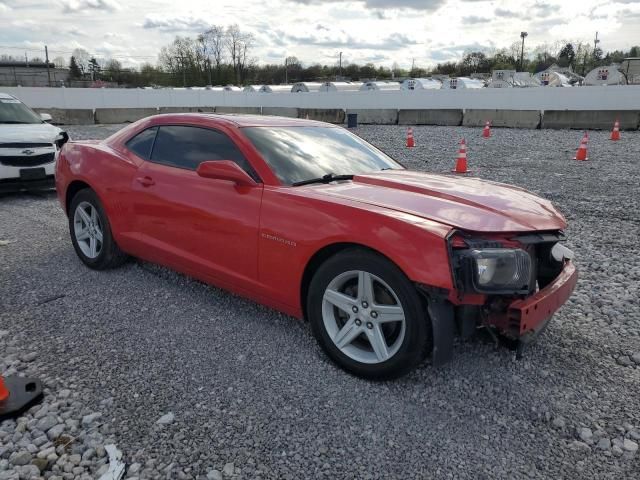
[65,179,93,215]
[300,242,414,321]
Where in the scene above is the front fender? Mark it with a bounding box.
[258,187,454,316]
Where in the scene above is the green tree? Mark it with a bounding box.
[557,43,576,68]
[69,56,82,79]
[88,57,101,80]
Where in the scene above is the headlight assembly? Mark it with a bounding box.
[457,248,532,294]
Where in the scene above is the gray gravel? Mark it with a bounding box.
[1,123,639,479]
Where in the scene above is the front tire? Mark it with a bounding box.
[308,249,431,380]
[69,189,127,270]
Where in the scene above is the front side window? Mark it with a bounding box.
[150,125,255,178]
[242,126,403,185]
[125,127,157,160]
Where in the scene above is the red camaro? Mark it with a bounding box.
[55,114,577,379]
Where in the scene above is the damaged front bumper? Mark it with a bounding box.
[507,261,578,343]
[420,260,578,366]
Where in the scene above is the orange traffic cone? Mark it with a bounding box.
[452,138,469,173]
[610,120,620,141]
[482,120,491,138]
[574,133,588,161]
[406,127,415,148]
[0,377,8,402]
[0,375,43,420]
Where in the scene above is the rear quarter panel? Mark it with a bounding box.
[258,186,454,317]
[56,141,139,245]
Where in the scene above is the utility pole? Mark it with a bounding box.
[520,31,528,71]
[589,31,601,76]
[45,45,51,87]
[339,51,342,80]
[284,57,288,84]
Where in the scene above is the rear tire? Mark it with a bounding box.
[308,248,431,380]
[69,189,127,270]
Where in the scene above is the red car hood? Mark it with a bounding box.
[310,170,566,233]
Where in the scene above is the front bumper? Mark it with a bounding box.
[0,175,55,193]
[507,261,578,342]
[0,162,56,193]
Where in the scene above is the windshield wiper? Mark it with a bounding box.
[292,173,354,187]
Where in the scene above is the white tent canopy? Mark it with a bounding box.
[318,81,363,92]
[488,71,540,88]
[400,78,442,90]
[620,58,640,84]
[584,65,625,86]
[513,72,541,87]
[359,81,401,91]
[259,85,294,93]
[291,82,324,92]
[535,71,572,87]
[440,77,484,89]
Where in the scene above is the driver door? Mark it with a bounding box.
[129,125,263,288]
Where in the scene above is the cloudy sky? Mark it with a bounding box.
[1,0,639,69]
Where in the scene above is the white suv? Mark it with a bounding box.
[0,92,65,192]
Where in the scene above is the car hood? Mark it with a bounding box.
[310,170,566,233]
[0,123,62,144]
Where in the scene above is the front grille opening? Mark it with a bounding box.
[535,243,564,289]
[0,143,52,149]
[0,153,55,167]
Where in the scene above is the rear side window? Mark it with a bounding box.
[150,125,255,178]
[125,127,157,160]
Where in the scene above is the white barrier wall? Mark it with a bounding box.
[3,85,640,111]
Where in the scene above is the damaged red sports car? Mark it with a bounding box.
[55,114,577,379]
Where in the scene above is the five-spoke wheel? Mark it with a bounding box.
[309,249,431,379]
[322,270,406,364]
[69,188,127,270]
[73,201,104,259]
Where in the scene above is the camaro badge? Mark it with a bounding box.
[261,233,297,247]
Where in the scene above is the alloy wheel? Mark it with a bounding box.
[322,270,406,364]
[73,201,103,259]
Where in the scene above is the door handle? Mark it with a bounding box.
[136,176,155,187]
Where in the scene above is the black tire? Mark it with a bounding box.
[308,248,431,380]
[68,188,128,270]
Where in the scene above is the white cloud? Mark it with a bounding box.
[0,0,637,70]
[142,14,210,32]
[62,0,121,13]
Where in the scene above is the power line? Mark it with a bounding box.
[0,44,157,60]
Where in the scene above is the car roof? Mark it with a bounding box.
[152,113,334,128]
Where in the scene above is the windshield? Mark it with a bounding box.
[0,97,43,124]
[242,126,403,185]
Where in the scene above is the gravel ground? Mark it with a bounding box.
[1,123,639,480]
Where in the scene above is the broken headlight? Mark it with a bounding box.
[458,248,532,294]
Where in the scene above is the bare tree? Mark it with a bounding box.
[202,25,226,73]
[226,24,254,84]
[158,36,201,86]
[53,56,66,69]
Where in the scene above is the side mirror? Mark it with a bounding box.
[40,113,53,123]
[196,160,258,187]
[54,131,69,149]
